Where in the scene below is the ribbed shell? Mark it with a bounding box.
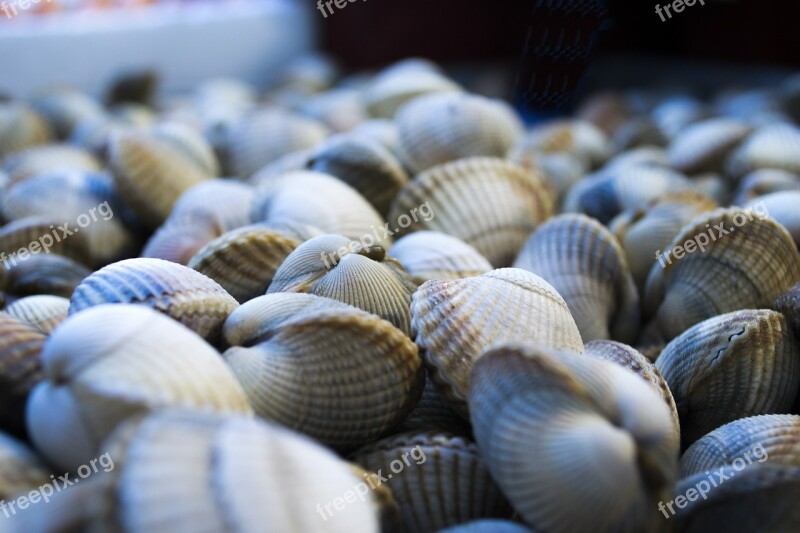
[350,432,513,533]
[389,231,492,285]
[411,268,584,417]
[69,258,239,343]
[746,191,800,247]
[222,293,424,450]
[774,283,800,338]
[0,312,45,438]
[363,66,462,119]
[3,253,91,300]
[26,305,252,471]
[267,235,417,336]
[0,216,93,267]
[680,414,800,477]
[307,134,409,216]
[514,214,641,343]
[0,432,50,501]
[396,93,523,173]
[252,171,392,250]
[469,344,678,533]
[612,117,668,151]
[151,121,220,177]
[0,102,52,159]
[401,371,472,436]
[732,168,800,205]
[655,309,800,447]
[389,157,554,267]
[2,144,102,190]
[667,118,751,175]
[506,149,587,199]
[727,124,800,178]
[642,208,800,342]
[6,295,70,334]
[513,119,611,169]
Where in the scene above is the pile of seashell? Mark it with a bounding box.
[1,55,800,532]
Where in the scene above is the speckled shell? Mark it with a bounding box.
[0,102,52,159]
[3,144,102,188]
[107,126,214,228]
[69,258,239,343]
[680,414,800,478]
[389,157,554,267]
[0,312,45,438]
[774,283,800,338]
[31,88,106,139]
[642,208,800,342]
[307,134,409,216]
[6,295,70,334]
[395,93,523,173]
[745,191,800,247]
[26,305,252,471]
[350,432,513,532]
[514,119,611,169]
[222,293,424,450]
[363,64,462,119]
[2,253,91,300]
[584,340,679,438]
[732,168,800,205]
[411,268,584,417]
[188,224,305,303]
[252,171,392,250]
[389,231,492,285]
[225,108,329,179]
[514,214,641,343]
[0,432,50,501]
[267,235,417,336]
[667,118,751,175]
[727,124,800,178]
[655,309,799,447]
[469,344,677,533]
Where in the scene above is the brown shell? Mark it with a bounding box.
[2,253,92,300]
[0,312,46,438]
[0,102,52,159]
[6,295,70,334]
[513,119,611,169]
[3,144,102,189]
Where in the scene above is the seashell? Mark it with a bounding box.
[2,253,92,300]
[0,312,46,438]
[513,119,611,169]
[268,235,417,336]
[246,148,313,187]
[350,431,513,532]
[691,172,730,206]
[31,88,106,139]
[667,118,751,175]
[307,134,409,216]
[26,305,252,471]
[438,520,532,533]
[389,231,492,285]
[609,191,718,290]
[655,309,799,447]
[107,126,214,229]
[390,157,554,267]
[651,95,708,139]
[69,258,239,343]
[745,191,800,247]
[0,102,52,159]
[6,295,70,334]
[279,53,339,93]
[605,146,670,171]
[363,64,462,119]
[514,213,641,343]
[252,171,392,250]
[576,91,632,135]
[732,168,800,205]
[411,268,584,417]
[150,121,221,177]
[225,108,329,179]
[680,414,800,478]
[222,293,424,450]
[401,371,472,436]
[188,224,304,303]
[395,93,523,173]
[348,118,404,163]
[564,165,695,225]
[3,144,102,188]
[612,117,669,151]
[0,432,50,501]
[726,124,800,178]
[642,208,800,342]
[672,464,800,532]
[774,283,800,339]
[299,88,368,133]
[469,343,678,533]
[507,149,587,200]
[0,216,93,267]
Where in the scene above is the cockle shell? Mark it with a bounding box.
[307,134,409,216]
[680,414,800,478]
[2,144,102,188]
[726,123,800,178]
[0,102,52,159]
[298,88,368,133]
[584,340,679,437]
[26,305,252,471]
[12,410,382,532]
[0,432,50,501]
[225,108,329,179]
[732,168,800,205]
[150,121,221,177]
[513,119,611,169]
[605,146,670,171]
[107,126,215,229]
[0,312,46,437]
[469,343,678,533]
[651,96,708,139]
[188,224,305,303]
[667,118,751,175]
[348,119,404,164]
[363,64,462,119]
[389,231,492,284]
[642,208,800,342]
[745,191,800,247]
[350,431,513,532]
[655,309,800,447]
[0,216,93,267]
[401,371,472,436]
[252,171,392,250]
[395,93,523,173]
[2,253,91,301]
[268,235,416,336]
[222,293,424,450]
[514,213,641,343]
[507,149,587,200]
[774,282,800,338]
[6,295,70,334]
[278,53,339,93]
[246,149,313,187]
[69,258,239,343]
[411,268,584,417]
[389,157,554,267]
[576,91,632,135]
[612,117,668,151]
[31,88,106,139]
